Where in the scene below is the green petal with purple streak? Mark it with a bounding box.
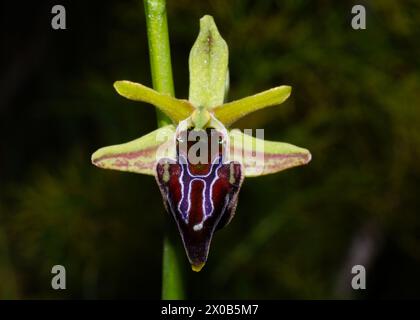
[91,125,176,176]
[229,129,311,177]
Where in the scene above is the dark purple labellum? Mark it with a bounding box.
[156,128,243,271]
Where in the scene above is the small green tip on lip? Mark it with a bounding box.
[191,262,205,272]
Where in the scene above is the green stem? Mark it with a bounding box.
[143,0,185,299]
[144,0,174,127]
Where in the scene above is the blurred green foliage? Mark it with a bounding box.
[0,0,419,299]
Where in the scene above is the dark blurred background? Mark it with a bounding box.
[1,0,419,299]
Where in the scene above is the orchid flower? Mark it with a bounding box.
[91,15,311,272]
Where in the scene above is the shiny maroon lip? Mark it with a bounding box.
[156,129,244,270]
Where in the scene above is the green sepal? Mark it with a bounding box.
[114,81,194,123]
[189,15,228,109]
[214,86,291,127]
